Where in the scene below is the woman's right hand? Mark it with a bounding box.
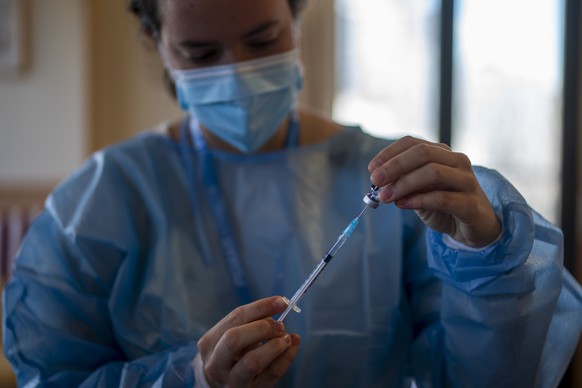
[197,296,301,387]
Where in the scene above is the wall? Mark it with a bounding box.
[0,0,86,186]
[87,0,183,152]
[0,0,185,187]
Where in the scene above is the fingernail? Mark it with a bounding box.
[273,321,285,333]
[368,160,381,172]
[395,199,409,208]
[273,297,287,309]
[381,186,393,202]
[283,334,291,344]
[371,169,386,185]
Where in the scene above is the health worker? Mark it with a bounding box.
[3,0,582,387]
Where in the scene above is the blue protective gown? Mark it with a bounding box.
[3,126,582,387]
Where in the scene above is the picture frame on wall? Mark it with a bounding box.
[0,0,27,72]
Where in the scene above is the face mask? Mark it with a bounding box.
[167,50,304,153]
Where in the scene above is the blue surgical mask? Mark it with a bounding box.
[167,50,304,153]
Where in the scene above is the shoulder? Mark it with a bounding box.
[46,132,180,230]
[61,132,174,189]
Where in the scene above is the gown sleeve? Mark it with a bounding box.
[409,166,582,387]
[2,150,200,387]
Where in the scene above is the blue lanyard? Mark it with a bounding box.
[178,114,300,305]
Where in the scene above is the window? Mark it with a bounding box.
[454,0,565,223]
[334,0,565,224]
[334,0,440,141]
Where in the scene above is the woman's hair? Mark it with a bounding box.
[128,0,307,38]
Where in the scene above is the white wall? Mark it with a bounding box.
[0,0,86,185]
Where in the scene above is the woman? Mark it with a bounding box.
[3,0,581,386]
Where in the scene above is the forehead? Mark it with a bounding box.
[159,0,292,39]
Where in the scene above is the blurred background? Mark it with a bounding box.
[1,0,581,386]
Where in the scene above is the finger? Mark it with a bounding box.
[253,334,301,386]
[394,190,482,223]
[228,334,294,384]
[371,142,467,188]
[378,163,476,203]
[198,296,287,359]
[368,136,450,173]
[207,319,286,375]
[398,189,500,247]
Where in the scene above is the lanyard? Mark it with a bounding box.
[179,114,299,305]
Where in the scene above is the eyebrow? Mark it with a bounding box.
[243,21,281,39]
[177,21,281,48]
[177,40,217,49]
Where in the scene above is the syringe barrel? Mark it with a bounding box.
[326,234,348,259]
[287,259,328,306]
[278,198,371,322]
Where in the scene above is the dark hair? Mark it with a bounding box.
[128,0,307,38]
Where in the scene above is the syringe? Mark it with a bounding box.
[277,185,381,322]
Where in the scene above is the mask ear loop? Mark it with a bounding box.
[158,44,190,110]
[157,43,175,77]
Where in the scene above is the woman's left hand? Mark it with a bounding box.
[368,136,501,248]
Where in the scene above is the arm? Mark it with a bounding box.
[369,137,582,386]
[2,210,199,387]
[3,209,299,387]
[425,167,565,386]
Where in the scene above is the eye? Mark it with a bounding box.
[180,48,220,65]
[188,51,219,63]
[247,29,281,49]
[249,37,278,49]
